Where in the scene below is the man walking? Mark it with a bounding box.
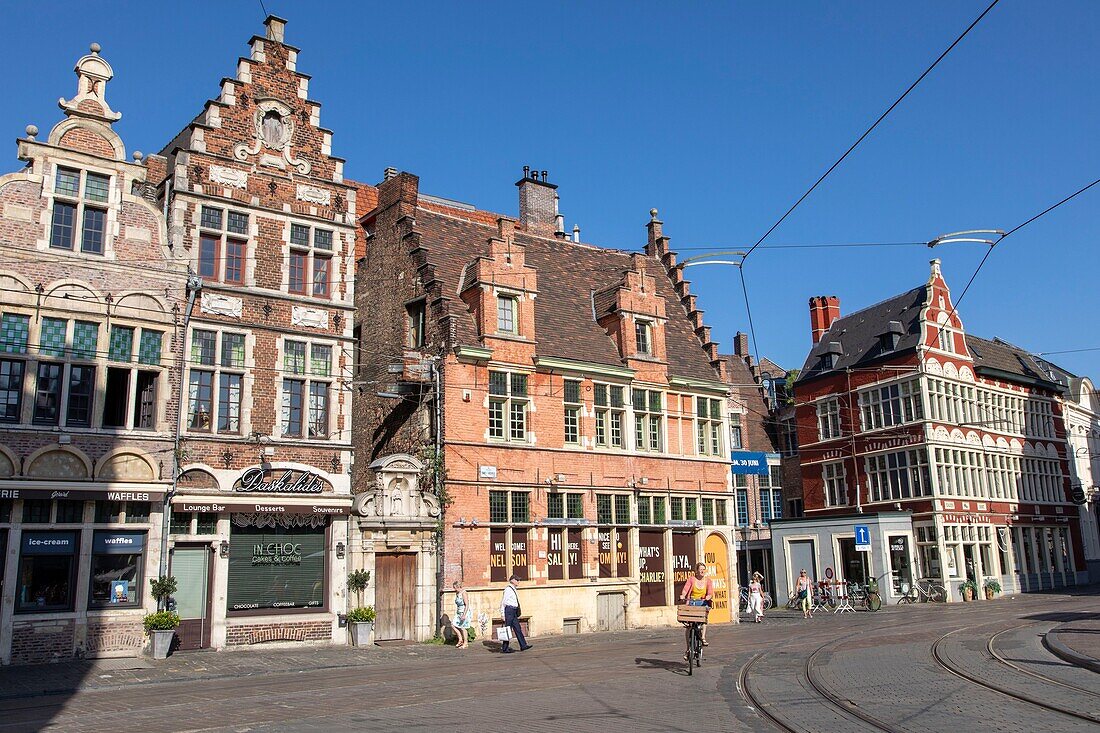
[499,574,531,653]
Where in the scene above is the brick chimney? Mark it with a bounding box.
[809,296,841,344]
[734,331,749,358]
[516,166,558,237]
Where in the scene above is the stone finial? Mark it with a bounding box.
[650,208,658,220]
[58,44,121,122]
[90,42,101,54]
[132,150,144,162]
[25,125,38,141]
[929,258,942,279]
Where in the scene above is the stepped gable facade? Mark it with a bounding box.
[355,170,738,639]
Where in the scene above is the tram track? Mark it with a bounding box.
[931,627,1100,725]
[987,623,1100,698]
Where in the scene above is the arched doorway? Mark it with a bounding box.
[704,533,732,623]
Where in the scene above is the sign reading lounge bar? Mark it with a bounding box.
[174,499,348,516]
[0,488,165,501]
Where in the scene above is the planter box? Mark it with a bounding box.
[150,629,175,660]
[350,622,374,647]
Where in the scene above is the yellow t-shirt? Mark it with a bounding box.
[689,578,708,600]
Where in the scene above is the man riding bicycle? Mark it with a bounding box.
[679,562,713,661]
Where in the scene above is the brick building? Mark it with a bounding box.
[770,259,1086,605]
[0,45,184,664]
[354,172,736,640]
[157,17,359,652]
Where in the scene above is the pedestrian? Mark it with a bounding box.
[679,561,714,661]
[451,580,471,649]
[748,571,765,623]
[498,574,531,653]
[795,569,814,619]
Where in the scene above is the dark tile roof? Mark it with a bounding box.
[415,207,720,382]
[796,287,926,382]
[967,336,1064,389]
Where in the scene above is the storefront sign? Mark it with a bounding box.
[93,531,146,554]
[672,532,696,587]
[251,541,302,566]
[703,533,731,623]
[615,531,629,578]
[489,529,508,583]
[567,529,583,579]
[638,530,665,607]
[174,499,347,516]
[889,536,907,553]
[21,531,78,555]
[226,524,325,611]
[598,530,614,577]
[730,452,770,475]
[511,531,529,581]
[548,529,564,580]
[235,467,327,494]
[1,488,164,501]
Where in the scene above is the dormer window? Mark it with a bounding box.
[50,167,109,254]
[496,295,517,335]
[635,319,652,355]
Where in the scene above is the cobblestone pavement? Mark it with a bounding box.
[1,591,1097,733]
[1046,615,1100,672]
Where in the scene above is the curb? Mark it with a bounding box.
[1042,627,1100,674]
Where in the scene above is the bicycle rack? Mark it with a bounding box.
[833,580,855,613]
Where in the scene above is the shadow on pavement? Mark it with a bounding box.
[634,656,690,675]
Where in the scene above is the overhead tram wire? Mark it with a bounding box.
[935,176,1100,344]
[740,0,1001,262]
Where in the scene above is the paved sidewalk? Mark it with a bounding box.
[1045,616,1100,672]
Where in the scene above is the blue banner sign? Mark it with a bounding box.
[730,452,770,475]
[93,531,146,554]
[21,531,78,555]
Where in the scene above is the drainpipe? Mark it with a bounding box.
[159,273,203,597]
[846,369,863,514]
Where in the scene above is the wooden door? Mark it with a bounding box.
[375,553,416,641]
[597,592,625,632]
[172,546,212,650]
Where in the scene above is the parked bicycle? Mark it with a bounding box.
[848,575,884,612]
[738,586,772,613]
[897,578,947,604]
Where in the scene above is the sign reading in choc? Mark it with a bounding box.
[236,467,325,494]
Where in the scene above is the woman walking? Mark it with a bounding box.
[748,572,765,623]
[451,581,471,648]
[795,569,814,619]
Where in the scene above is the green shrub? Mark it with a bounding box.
[143,611,180,632]
[959,579,978,595]
[348,606,375,624]
[982,578,1002,594]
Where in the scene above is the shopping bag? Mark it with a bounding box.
[495,626,513,642]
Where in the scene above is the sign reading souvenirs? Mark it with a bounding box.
[638,530,665,607]
[235,467,326,494]
[175,499,348,516]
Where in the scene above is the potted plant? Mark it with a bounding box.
[983,578,1001,600]
[346,570,374,647]
[144,576,179,659]
[959,579,978,602]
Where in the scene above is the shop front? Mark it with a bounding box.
[0,481,166,665]
[769,512,915,606]
[172,462,350,650]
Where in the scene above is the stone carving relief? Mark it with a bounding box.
[202,292,243,318]
[209,165,249,189]
[232,98,312,175]
[296,184,331,206]
[291,306,328,329]
[353,454,440,525]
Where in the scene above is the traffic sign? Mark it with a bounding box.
[854,524,871,551]
[825,567,834,580]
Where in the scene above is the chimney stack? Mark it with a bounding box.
[809,296,841,344]
[383,167,398,181]
[516,166,558,237]
[734,331,749,358]
[264,15,287,43]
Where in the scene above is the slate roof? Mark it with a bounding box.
[796,287,926,382]
[967,335,1064,390]
[415,206,721,382]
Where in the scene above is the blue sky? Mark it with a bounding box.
[3,1,1097,376]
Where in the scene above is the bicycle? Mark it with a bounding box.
[897,578,947,604]
[849,580,882,612]
[677,604,708,675]
[738,587,773,613]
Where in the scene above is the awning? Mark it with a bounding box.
[171,495,351,516]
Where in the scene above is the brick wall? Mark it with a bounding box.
[10,620,75,665]
[225,620,332,646]
[86,618,145,655]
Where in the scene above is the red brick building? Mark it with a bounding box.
[774,259,1085,604]
[157,17,360,651]
[0,45,183,663]
[355,172,736,640]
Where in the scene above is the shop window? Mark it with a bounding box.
[548,528,584,581]
[50,167,109,254]
[195,513,218,535]
[95,501,124,524]
[55,500,85,523]
[89,531,145,608]
[226,523,327,611]
[0,499,11,523]
[17,531,78,612]
[594,383,625,448]
[23,499,52,524]
[102,367,130,427]
[126,502,150,524]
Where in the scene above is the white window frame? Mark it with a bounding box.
[187,327,248,436]
[488,370,530,443]
[817,397,841,440]
[278,337,335,440]
[48,164,113,256]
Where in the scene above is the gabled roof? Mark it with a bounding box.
[968,335,1064,390]
[796,287,926,382]
[415,206,720,382]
